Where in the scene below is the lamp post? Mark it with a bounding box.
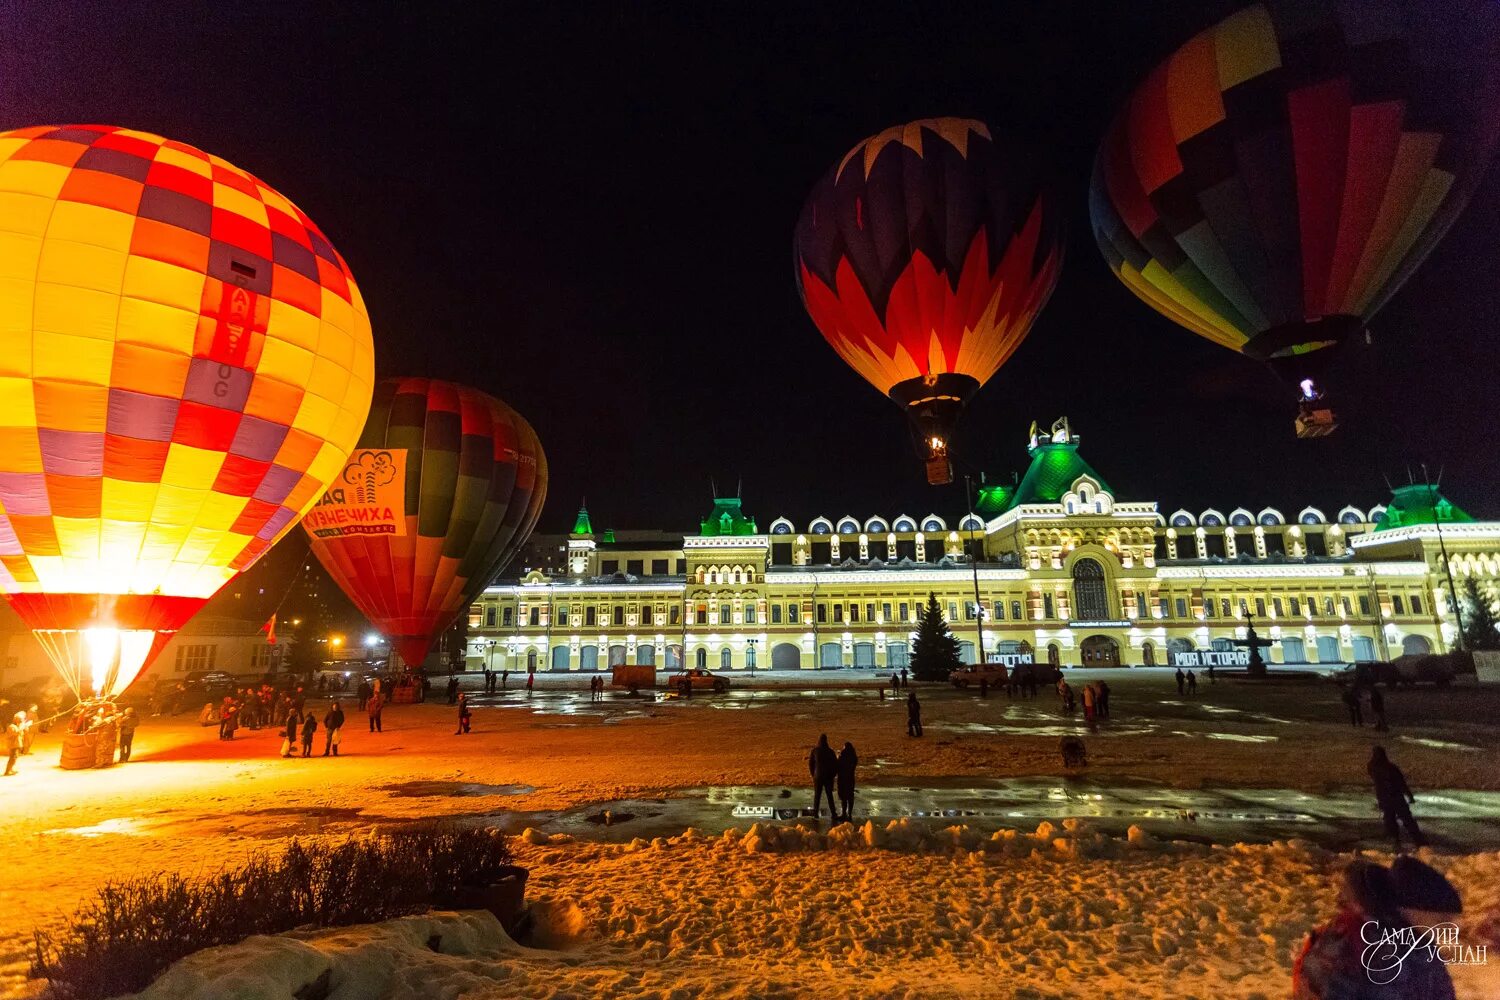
[1422,466,1466,651]
[746,637,758,677]
[963,475,986,665]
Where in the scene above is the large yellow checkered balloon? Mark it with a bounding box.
[0,125,375,698]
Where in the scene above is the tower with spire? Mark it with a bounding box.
[567,502,595,577]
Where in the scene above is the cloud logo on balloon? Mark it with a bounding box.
[343,450,399,504]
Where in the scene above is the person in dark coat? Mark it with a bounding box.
[836,741,858,823]
[807,734,838,819]
[446,676,459,705]
[1342,684,1363,727]
[300,712,318,758]
[283,708,300,758]
[1175,667,1185,695]
[321,702,344,756]
[906,690,922,737]
[366,691,384,732]
[118,708,139,762]
[1185,669,1197,695]
[1096,680,1110,719]
[356,679,372,712]
[455,693,471,734]
[1369,746,1426,849]
[1368,685,1388,731]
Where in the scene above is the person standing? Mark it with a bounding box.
[1369,746,1426,850]
[900,667,908,690]
[300,711,317,758]
[1081,682,1096,729]
[4,712,22,776]
[446,676,459,705]
[1175,667,1185,695]
[906,690,923,737]
[282,707,300,758]
[322,702,345,756]
[1368,685,1388,732]
[1341,684,1363,727]
[526,671,534,694]
[455,693,471,734]
[1186,670,1197,695]
[356,679,372,712]
[118,708,138,762]
[367,690,384,733]
[1096,680,1111,719]
[1207,663,1216,685]
[836,741,858,823]
[20,707,38,755]
[807,734,838,820]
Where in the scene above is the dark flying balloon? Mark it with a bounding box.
[795,118,1065,484]
[1090,1,1500,430]
[306,378,546,667]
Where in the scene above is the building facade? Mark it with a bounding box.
[468,418,1500,673]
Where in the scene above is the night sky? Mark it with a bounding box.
[4,1,1498,534]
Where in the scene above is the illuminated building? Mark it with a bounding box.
[471,418,1498,672]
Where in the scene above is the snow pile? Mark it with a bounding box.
[631,816,1232,862]
[130,911,515,1000]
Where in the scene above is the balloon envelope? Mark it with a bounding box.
[1091,1,1500,371]
[794,118,1065,483]
[0,125,375,698]
[305,378,547,668]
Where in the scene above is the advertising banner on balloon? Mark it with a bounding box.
[303,449,408,538]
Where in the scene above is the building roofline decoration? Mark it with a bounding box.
[1373,483,1474,533]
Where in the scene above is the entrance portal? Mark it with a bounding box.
[1080,635,1120,667]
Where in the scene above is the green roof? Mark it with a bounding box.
[570,505,594,536]
[700,497,758,536]
[1000,439,1111,514]
[1374,483,1473,532]
[973,483,1013,518]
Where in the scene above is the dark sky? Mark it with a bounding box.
[4,1,1497,534]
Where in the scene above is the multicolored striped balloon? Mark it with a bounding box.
[1091,2,1500,373]
[305,378,546,669]
[794,118,1065,485]
[0,124,374,698]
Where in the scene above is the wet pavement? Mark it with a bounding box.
[505,778,1500,851]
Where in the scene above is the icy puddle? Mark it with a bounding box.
[1398,735,1485,752]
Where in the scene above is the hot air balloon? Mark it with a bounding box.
[303,378,546,669]
[1091,1,1500,437]
[0,125,374,702]
[794,118,1065,485]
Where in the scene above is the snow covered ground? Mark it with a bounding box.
[128,826,1500,1000]
[8,670,1500,997]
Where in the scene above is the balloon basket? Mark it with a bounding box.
[59,720,119,770]
[1295,404,1338,439]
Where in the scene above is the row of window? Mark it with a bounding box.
[599,558,685,576]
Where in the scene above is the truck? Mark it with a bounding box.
[610,664,657,694]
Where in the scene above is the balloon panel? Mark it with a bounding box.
[307,378,546,667]
[794,118,1065,396]
[1090,2,1500,359]
[0,125,375,640]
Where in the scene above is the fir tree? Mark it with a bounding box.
[911,592,963,681]
[1460,577,1500,651]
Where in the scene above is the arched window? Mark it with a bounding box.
[637,644,655,665]
[746,645,757,668]
[720,646,732,669]
[719,603,731,622]
[894,518,916,532]
[1071,558,1110,621]
[837,519,859,534]
[1231,512,1253,527]
[772,522,791,534]
[867,520,887,533]
[695,647,707,669]
[922,518,943,533]
[1171,513,1193,528]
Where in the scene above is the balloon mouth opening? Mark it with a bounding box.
[1243,315,1362,362]
[32,627,160,700]
[890,374,979,486]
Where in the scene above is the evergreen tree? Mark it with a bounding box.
[911,592,962,681]
[1460,577,1500,651]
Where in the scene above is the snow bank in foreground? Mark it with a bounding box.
[130,911,515,1000]
[127,829,1500,1000]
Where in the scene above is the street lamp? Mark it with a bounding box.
[365,633,381,648]
[746,637,758,677]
